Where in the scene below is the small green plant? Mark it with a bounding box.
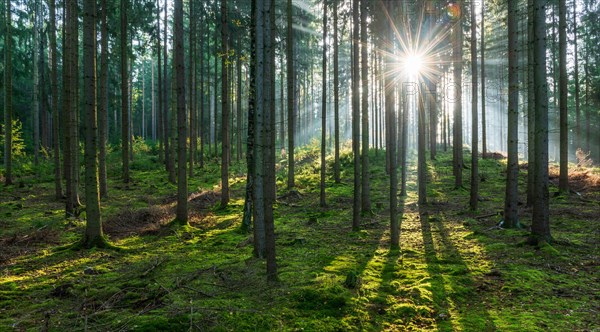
[0,119,26,159]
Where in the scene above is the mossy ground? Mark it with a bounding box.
[1,144,598,331]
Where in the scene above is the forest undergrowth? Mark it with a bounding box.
[0,143,598,331]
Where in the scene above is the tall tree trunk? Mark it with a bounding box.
[286,0,296,189]
[573,1,580,153]
[121,0,130,183]
[452,1,463,188]
[221,0,230,208]
[4,0,13,186]
[504,0,520,228]
[352,0,361,230]
[531,0,551,244]
[385,0,398,248]
[189,0,196,177]
[333,0,340,184]
[199,14,205,169]
[481,4,486,158]
[264,0,278,282]
[360,0,370,212]
[320,0,328,208]
[527,0,535,207]
[417,81,427,205]
[165,2,175,183]
[83,0,104,247]
[49,0,62,198]
[253,0,266,258]
[98,0,109,199]
[157,0,164,163]
[33,0,40,167]
[174,0,188,224]
[469,0,479,210]
[559,0,568,192]
[243,0,256,234]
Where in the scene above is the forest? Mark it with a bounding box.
[1,0,599,330]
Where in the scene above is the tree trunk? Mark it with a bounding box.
[174,0,188,224]
[531,0,551,244]
[98,0,109,199]
[352,0,361,230]
[189,0,196,178]
[527,0,535,207]
[243,0,256,234]
[320,0,328,208]
[221,0,230,208]
[121,0,130,183]
[333,0,340,184]
[83,0,104,248]
[504,0,520,228]
[360,0,370,212]
[157,0,164,164]
[559,0,568,193]
[286,0,296,189]
[573,0,580,152]
[470,0,479,210]
[385,0,398,248]
[4,0,13,186]
[33,0,40,167]
[481,4,486,158]
[452,1,463,188]
[49,0,62,198]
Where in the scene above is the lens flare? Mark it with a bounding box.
[404,54,424,75]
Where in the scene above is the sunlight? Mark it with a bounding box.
[403,54,424,76]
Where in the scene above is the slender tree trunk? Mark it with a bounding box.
[504,0,520,228]
[360,0,370,212]
[333,0,340,184]
[83,0,104,248]
[174,0,188,224]
[470,0,479,210]
[352,0,361,230]
[121,0,130,183]
[452,1,463,188]
[573,1,580,151]
[385,0,398,248]
[286,0,296,189]
[531,0,551,244]
[157,0,164,163]
[189,0,196,177]
[4,0,13,186]
[264,0,278,281]
[98,0,108,199]
[417,81,427,205]
[49,0,62,198]
[527,0,535,207]
[320,0,328,208]
[33,0,40,167]
[243,0,256,233]
[221,0,230,208]
[199,14,205,169]
[481,4,486,158]
[559,0,568,192]
[165,2,175,183]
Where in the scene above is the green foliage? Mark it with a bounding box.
[0,119,26,160]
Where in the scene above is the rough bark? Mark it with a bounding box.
[469,0,479,210]
[360,0,370,212]
[121,0,130,183]
[504,0,520,228]
[559,0,569,193]
[99,0,109,199]
[221,0,230,208]
[352,0,361,230]
[531,0,551,244]
[83,0,104,247]
[175,0,188,224]
[4,0,13,186]
[333,0,340,184]
[49,0,62,198]
[286,0,295,190]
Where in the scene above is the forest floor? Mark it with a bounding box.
[0,143,599,331]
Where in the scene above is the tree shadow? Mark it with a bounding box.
[420,207,497,331]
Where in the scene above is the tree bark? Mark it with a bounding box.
[531,0,551,244]
[504,0,520,228]
[352,0,361,230]
[49,0,62,198]
[99,0,109,199]
[333,0,340,184]
[469,0,479,210]
[121,0,130,183]
[83,0,104,247]
[221,0,230,208]
[360,0,370,212]
[320,0,328,208]
[174,0,188,224]
[452,1,463,189]
[286,0,296,190]
[4,0,13,186]
[559,0,568,193]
